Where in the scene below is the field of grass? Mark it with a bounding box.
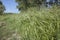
[0,7,60,40]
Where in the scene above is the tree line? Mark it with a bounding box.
[16,0,60,11]
[0,0,60,15]
[0,0,44,15]
[16,0,44,11]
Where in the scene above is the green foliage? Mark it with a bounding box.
[16,0,44,11]
[0,7,60,40]
[0,1,5,15]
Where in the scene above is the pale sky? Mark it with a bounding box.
[1,0,19,13]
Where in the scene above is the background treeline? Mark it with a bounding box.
[16,0,44,10]
[0,0,60,14]
[16,0,60,11]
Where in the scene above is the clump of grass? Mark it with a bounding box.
[15,7,60,40]
[0,6,60,40]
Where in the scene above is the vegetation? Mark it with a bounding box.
[16,0,44,11]
[0,6,60,40]
[16,0,60,11]
[0,1,5,15]
[0,0,60,40]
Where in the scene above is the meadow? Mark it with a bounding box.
[0,6,60,40]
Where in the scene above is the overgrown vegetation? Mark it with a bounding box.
[0,6,60,40]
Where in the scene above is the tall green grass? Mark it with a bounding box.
[0,6,60,40]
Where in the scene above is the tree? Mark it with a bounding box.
[16,0,44,11]
[0,1,5,15]
[16,0,29,10]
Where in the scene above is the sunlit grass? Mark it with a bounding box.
[0,6,60,40]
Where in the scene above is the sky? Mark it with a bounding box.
[1,0,19,13]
